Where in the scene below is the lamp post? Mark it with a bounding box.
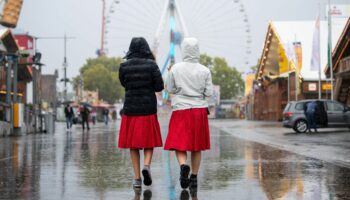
[18,51,44,133]
[31,52,43,133]
[5,54,11,123]
[4,53,19,130]
[328,0,334,100]
[34,36,75,103]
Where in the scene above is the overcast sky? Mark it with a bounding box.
[16,0,349,92]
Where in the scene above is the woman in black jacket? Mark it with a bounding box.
[118,37,164,189]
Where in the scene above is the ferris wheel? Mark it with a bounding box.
[104,0,252,74]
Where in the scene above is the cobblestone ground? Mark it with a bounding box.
[0,118,349,200]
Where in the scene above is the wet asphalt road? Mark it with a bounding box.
[1,118,350,200]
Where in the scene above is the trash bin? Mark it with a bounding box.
[44,112,55,133]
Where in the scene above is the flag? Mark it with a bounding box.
[278,42,289,73]
[310,16,321,71]
[293,42,303,72]
[285,42,296,64]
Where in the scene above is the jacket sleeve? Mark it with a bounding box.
[152,63,164,92]
[166,70,176,94]
[119,65,126,88]
[204,72,214,97]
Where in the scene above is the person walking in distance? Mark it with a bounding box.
[112,110,117,121]
[118,37,164,189]
[81,105,90,131]
[164,38,213,191]
[64,104,74,131]
[91,109,97,125]
[103,108,109,125]
[304,101,318,133]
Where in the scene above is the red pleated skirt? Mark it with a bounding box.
[118,114,163,149]
[164,108,210,151]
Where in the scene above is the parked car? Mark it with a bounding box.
[283,99,350,133]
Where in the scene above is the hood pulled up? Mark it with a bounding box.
[181,38,200,63]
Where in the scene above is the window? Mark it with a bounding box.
[326,101,344,112]
[283,103,291,112]
[295,103,305,111]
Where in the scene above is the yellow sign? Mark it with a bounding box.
[245,74,255,96]
[278,43,289,74]
[322,83,332,91]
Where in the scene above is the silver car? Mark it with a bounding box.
[282,99,350,133]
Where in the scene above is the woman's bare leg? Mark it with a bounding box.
[191,151,202,175]
[130,149,141,179]
[176,151,187,165]
[143,148,153,166]
[142,148,154,186]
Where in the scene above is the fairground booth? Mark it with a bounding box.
[0,29,19,126]
[0,29,36,136]
[326,17,350,106]
[251,19,347,121]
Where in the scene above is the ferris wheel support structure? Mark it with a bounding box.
[152,0,189,74]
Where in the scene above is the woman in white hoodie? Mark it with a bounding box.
[164,38,213,190]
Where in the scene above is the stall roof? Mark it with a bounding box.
[325,17,350,76]
[0,29,19,53]
[257,19,347,81]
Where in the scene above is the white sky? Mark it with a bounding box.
[15,0,350,93]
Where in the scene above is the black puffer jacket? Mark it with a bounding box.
[119,37,164,116]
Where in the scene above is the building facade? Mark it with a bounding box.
[326,18,350,106]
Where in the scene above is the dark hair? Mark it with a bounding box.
[125,37,155,60]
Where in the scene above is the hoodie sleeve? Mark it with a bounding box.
[204,71,213,97]
[151,63,164,92]
[166,69,176,94]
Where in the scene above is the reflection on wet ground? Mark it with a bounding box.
[0,118,350,200]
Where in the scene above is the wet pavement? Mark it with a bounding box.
[1,118,350,200]
[211,120,350,168]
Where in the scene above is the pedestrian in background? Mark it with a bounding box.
[64,104,74,131]
[91,109,97,125]
[112,110,117,121]
[103,108,109,125]
[80,105,90,131]
[118,37,164,189]
[304,101,318,133]
[164,38,213,191]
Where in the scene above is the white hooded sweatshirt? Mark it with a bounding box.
[166,38,213,111]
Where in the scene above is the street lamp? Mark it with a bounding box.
[18,50,45,133]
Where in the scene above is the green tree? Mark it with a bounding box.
[200,54,214,68]
[200,54,244,99]
[72,75,83,92]
[78,56,124,103]
[80,56,123,74]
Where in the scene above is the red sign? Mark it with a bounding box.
[14,34,35,55]
[15,34,35,76]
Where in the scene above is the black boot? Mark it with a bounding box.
[180,164,190,189]
[189,174,198,189]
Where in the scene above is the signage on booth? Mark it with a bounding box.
[326,5,350,18]
[308,83,317,91]
[322,83,332,91]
